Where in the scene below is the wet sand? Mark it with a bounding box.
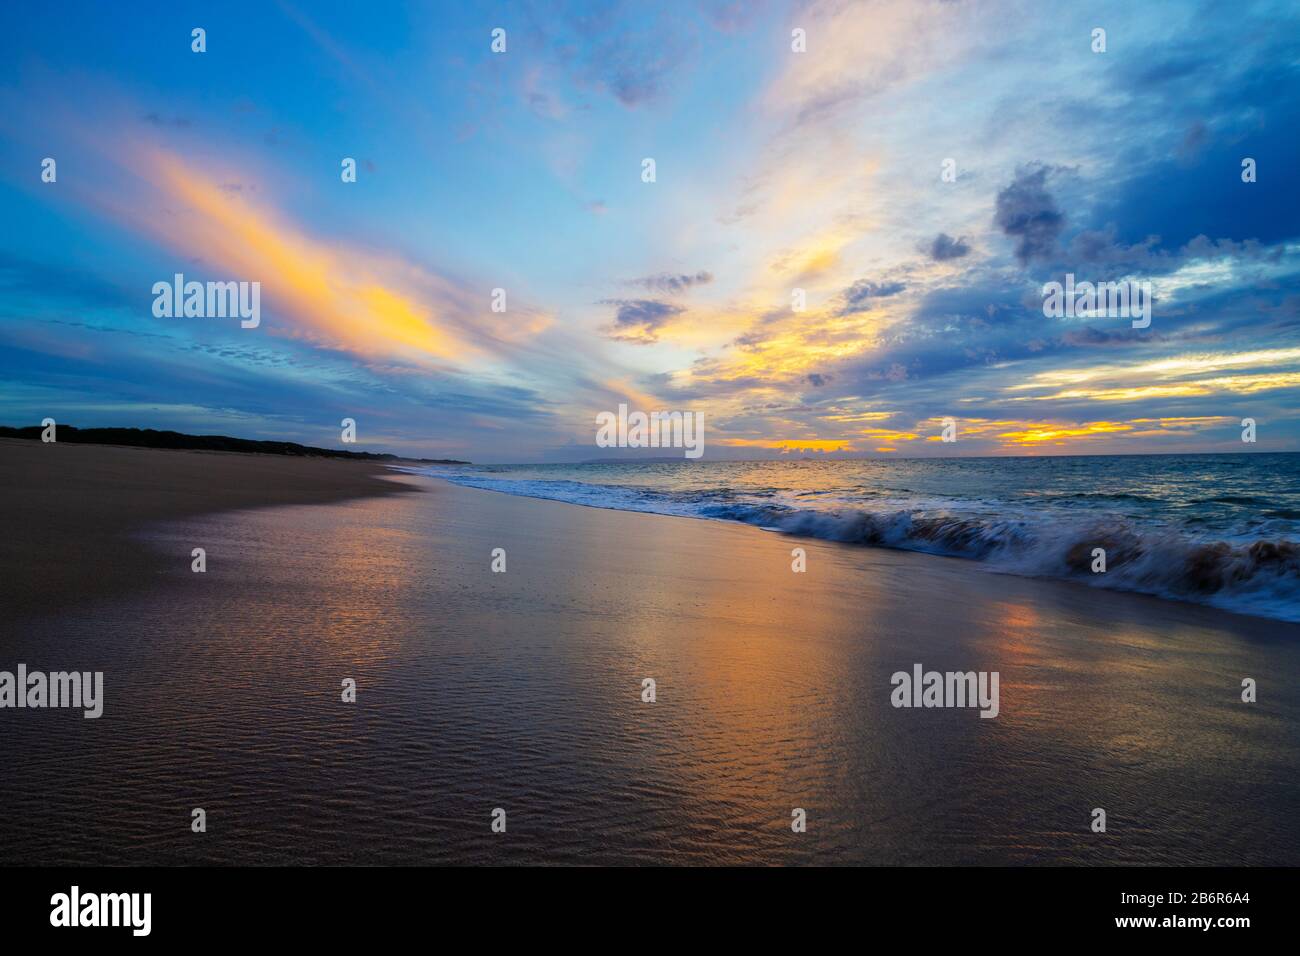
[1,441,1297,865]
[0,437,412,626]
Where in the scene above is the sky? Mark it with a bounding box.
[1,0,1298,463]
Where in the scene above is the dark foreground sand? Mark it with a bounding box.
[1,439,1297,865]
[0,437,411,626]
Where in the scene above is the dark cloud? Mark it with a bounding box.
[599,298,685,344]
[1063,228,1282,282]
[629,270,713,295]
[839,279,906,315]
[1062,326,1167,347]
[994,164,1065,264]
[1066,229,1169,275]
[928,233,971,261]
[813,279,1072,397]
[798,258,1300,413]
[805,372,832,387]
[1084,33,1300,251]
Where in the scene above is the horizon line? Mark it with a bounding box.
[4,422,1294,466]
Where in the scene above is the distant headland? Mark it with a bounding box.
[0,425,469,464]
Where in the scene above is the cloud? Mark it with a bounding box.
[114,148,561,369]
[994,164,1065,265]
[927,233,970,261]
[7,0,1300,462]
[761,0,977,128]
[629,271,714,295]
[1062,326,1166,348]
[1083,33,1300,252]
[699,0,768,33]
[1066,229,1167,273]
[1059,228,1284,291]
[839,279,906,315]
[600,298,686,344]
[528,2,699,108]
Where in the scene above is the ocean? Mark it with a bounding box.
[410,453,1300,623]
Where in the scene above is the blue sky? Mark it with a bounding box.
[1,0,1297,462]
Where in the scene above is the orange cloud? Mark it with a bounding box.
[600,378,663,411]
[127,149,495,366]
[996,422,1133,444]
[1021,373,1300,402]
[861,426,919,442]
[718,437,856,452]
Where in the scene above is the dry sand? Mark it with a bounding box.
[0,437,411,626]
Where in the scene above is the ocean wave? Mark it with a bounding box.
[418,470,1300,623]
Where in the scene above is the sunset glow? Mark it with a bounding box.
[1,1,1296,461]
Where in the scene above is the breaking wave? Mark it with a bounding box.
[417,470,1300,623]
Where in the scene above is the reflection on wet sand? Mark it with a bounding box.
[1,476,1296,865]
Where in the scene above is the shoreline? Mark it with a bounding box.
[4,436,1294,632]
[405,468,1300,632]
[0,445,1297,864]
